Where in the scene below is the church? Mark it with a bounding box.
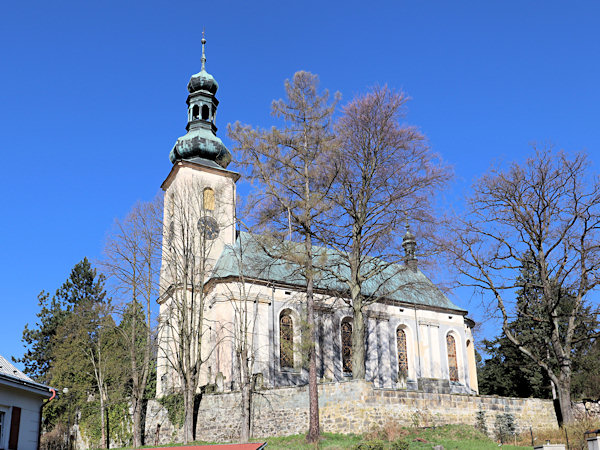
[155,38,479,399]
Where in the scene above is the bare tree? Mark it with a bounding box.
[449,148,600,423]
[102,197,162,446]
[228,71,338,443]
[317,86,452,379]
[157,179,229,443]
[216,234,265,443]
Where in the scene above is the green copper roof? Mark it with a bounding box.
[211,232,466,312]
[169,127,231,167]
[188,68,219,94]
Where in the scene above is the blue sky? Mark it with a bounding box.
[2,1,599,366]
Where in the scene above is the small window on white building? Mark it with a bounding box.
[397,327,408,379]
[341,318,353,375]
[447,334,459,382]
[280,312,294,369]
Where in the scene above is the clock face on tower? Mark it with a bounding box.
[197,216,220,240]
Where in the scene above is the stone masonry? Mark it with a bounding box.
[145,380,559,444]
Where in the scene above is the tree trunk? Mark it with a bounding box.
[100,393,107,448]
[352,302,366,380]
[349,224,366,380]
[239,348,251,443]
[305,245,320,443]
[132,395,143,447]
[556,377,574,424]
[183,386,195,444]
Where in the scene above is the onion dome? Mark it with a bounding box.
[187,69,218,94]
[169,128,232,168]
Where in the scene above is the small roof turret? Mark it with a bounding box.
[402,218,417,270]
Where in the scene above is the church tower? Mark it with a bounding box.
[156,37,239,395]
[161,35,239,267]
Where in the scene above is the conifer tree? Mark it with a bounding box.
[229,71,338,443]
[16,257,106,384]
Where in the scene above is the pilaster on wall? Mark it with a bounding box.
[366,317,377,381]
[377,319,391,387]
[145,380,559,445]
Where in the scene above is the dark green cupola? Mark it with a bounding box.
[169,35,232,168]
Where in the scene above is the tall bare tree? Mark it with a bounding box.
[102,197,162,446]
[157,179,227,443]
[317,86,451,379]
[218,236,263,443]
[229,71,338,443]
[449,148,600,423]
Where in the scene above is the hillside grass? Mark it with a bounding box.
[115,420,600,449]
[118,425,530,449]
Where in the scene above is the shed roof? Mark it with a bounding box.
[0,355,33,382]
[0,355,52,396]
[211,232,465,313]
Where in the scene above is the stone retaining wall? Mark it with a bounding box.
[145,380,559,444]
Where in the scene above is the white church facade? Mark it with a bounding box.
[155,39,479,399]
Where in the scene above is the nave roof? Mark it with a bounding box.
[211,232,466,313]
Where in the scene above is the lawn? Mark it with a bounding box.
[117,423,589,449]
[260,425,532,449]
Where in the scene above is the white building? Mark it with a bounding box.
[156,39,478,398]
[0,355,53,450]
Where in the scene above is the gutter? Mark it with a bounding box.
[0,373,53,396]
[37,388,55,450]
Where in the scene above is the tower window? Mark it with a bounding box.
[201,104,210,120]
[341,317,353,375]
[203,188,215,211]
[192,105,200,120]
[447,334,459,382]
[280,312,294,369]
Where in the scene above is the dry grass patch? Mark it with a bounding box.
[515,418,600,449]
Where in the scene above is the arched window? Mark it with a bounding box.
[280,312,294,369]
[192,105,200,120]
[397,327,408,378]
[201,104,210,120]
[447,334,459,382]
[341,318,353,375]
[203,188,215,211]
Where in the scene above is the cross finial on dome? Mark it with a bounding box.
[201,28,207,71]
